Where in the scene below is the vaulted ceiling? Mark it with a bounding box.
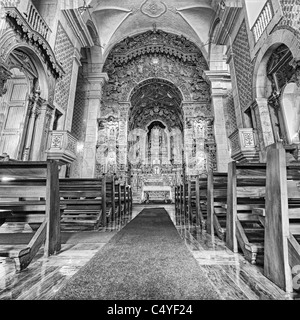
[84,0,216,60]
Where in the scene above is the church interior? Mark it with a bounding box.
[0,0,300,301]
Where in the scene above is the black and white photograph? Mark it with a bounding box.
[0,0,299,309]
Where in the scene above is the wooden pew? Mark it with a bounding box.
[106,176,116,230]
[188,178,202,227]
[226,162,266,265]
[0,161,61,271]
[59,178,106,231]
[118,183,132,227]
[125,185,132,221]
[206,171,228,240]
[175,184,181,226]
[264,143,300,293]
[106,176,128,230]
[176,181,188,227]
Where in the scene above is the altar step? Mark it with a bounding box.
[132,191,142,204]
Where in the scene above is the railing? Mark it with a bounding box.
[47,131,78,165]
[25,0,51,40]
[251,0,274,43]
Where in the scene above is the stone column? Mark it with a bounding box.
[204,70,232,172]
[82,72,108,178]
[22,89,45,161]
[31,103,54,161]
[252,98,275,162]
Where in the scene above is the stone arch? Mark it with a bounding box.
[252,29,300,156]
[5,46,50,100]
[129,78,183,101]
[102,26,208,65]
[253,29,300,100]
[0,27,61,103]
[101,28,211,106]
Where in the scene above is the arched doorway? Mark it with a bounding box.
[0,48,44,161]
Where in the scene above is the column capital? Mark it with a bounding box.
[86,72,109,100]
[86,72,109,84]
[203,70,231,97]
[203,70,231,82]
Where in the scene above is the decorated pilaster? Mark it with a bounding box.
[118,102,130,174]
[82,72,108,178]
[96,102,130,180]
[204,70,232,172]
[182,102,213,176]
[22,88,45,161]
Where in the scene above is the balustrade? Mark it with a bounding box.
[251,0,274,43]
[26,0,51,39]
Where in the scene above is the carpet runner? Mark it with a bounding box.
[53,208,220,300]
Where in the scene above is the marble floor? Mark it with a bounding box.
[0,204,296,300]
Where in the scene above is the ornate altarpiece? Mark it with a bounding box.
[98,29,215,202]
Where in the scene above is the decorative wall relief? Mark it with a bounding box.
[232,21,254,112]
[102,29,210,106]
[54,22,74,111]
[182,103,212,119]
[129,79,184,131]
[141,0,167,18]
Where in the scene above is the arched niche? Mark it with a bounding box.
[253,28,300,100]
[251,41,300,152]
[128,78,184,132]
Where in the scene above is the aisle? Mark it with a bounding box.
[53,208,221,300]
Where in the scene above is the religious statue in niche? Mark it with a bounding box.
[153,164,160,175]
